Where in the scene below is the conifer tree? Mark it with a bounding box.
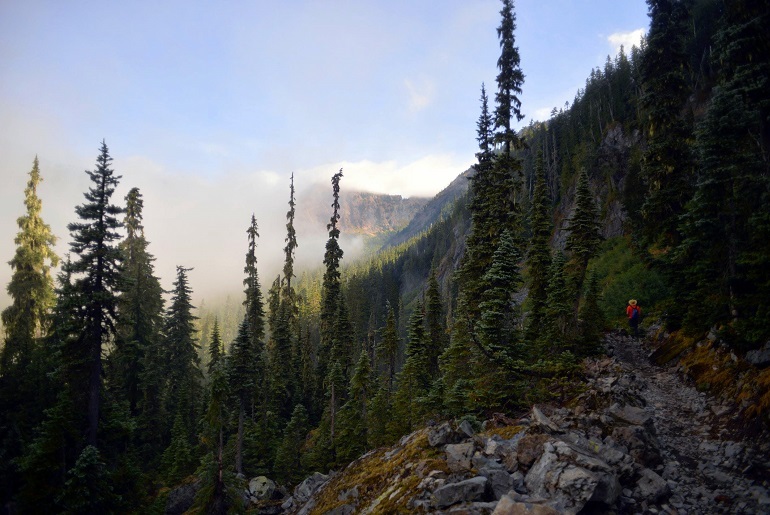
[476,231,520,355]
[273,403,309,485]
[425,269,447,377]
[1,156,58,374]
[56,445,117,515]
[675,0,770,341]
[541,252,573,353]
[319,169,347,390]
[161,412,196,484]
[0,157,59,501]
[227,317,252,475]
[639,0,695,252]
[578,271,605,356]
[163,266,202,442]
[242,216,267,421]
[111,187,164,416]
[565,168,601,300]
[390,302,431,435]
[64,140,125,447]
[376,303,399,393]
[336,349,372,463]
[366,379,392,448]
[525,150,552,345]
[207,319,223,376]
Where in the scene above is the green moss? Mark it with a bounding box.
[309,430,440,514]
[482,425,525,440]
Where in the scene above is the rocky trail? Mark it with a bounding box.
[606,330,770,513]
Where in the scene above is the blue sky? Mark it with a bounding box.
[0,0,649,306]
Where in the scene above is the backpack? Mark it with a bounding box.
[630,306,640,321]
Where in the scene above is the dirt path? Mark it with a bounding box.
[607,331,770,514]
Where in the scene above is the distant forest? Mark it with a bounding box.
[1,0,768,512]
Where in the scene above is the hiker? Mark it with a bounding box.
[627,299,641,337]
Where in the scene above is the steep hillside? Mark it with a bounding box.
[383,167,473,249]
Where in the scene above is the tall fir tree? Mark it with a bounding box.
[162,266,202,448]
[64,140,125,448]
[525,150,552,346]
[424,268,447,377]
[207,319,223,377]
[638,0,695,254]
[111,187,164,416]
[336,349,372,463]
[376,303,399,394]
[565,168,601,303]
[1,156,59,374]
[227,317,252,475]
[0,157,59,502]
[242,216,267,421]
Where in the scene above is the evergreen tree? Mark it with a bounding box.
[476,230,521,355]
[227,317,252,475]
[565,168,601,300]
[111,187,164,416]
[163,266,202,442]
[161,412,195,484]
[273,403,309,485]
[494,0,525,150]
[207,319,223,376]
[64,140,124,447]
[242,216,268,422]
[541,252,573,353]
[525,150,552,345]
[56,445,117,515]
[366,379,392,448]
[675,0,770,343]
[0,157,59,502]
[639,0,695,252]
[578,271,605,356]
[376,303,399,393]
[336,349,372,463]
[424,269,447,377]
[319,169,347,393]
[1,156,58,374]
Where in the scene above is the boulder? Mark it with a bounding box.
[429,421,461,447]
[516,434,551,470]
[525,440,620,514]
[492,495,560,515]
[531,406,562,433]
[608,403,654,430]
[247,476,276,502]
[432,476,491,508]
[446,442,475,472]
[635,468,670,503]
[746,342,770,368]
[611,425,662,468]
[480,468,514,500]
[165,480,201,515]
[459,419,476,438]
[292,471,329,505]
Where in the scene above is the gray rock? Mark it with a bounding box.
[247,476,276,502]
[636,468,670,503]
[429,421,460,447]
[511,471,526,493]
[746,342,770,367]
[293,471,329,505]
[479,467,514,499]
[608,403,654,429]
[459,419,476,438]
[165,480,201,515]
[432,476,491,508]
[525,440,620,514]
[492,494,560,514]
[532,406,562,433]
[446,442,475,472]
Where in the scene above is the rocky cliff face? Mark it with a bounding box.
[233,330,769,515]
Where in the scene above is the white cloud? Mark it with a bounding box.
[404,77,436,113]
[607,28,645,54]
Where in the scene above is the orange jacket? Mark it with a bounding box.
[627,305,641,319]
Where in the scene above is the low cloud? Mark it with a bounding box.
[607,28,645,54]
